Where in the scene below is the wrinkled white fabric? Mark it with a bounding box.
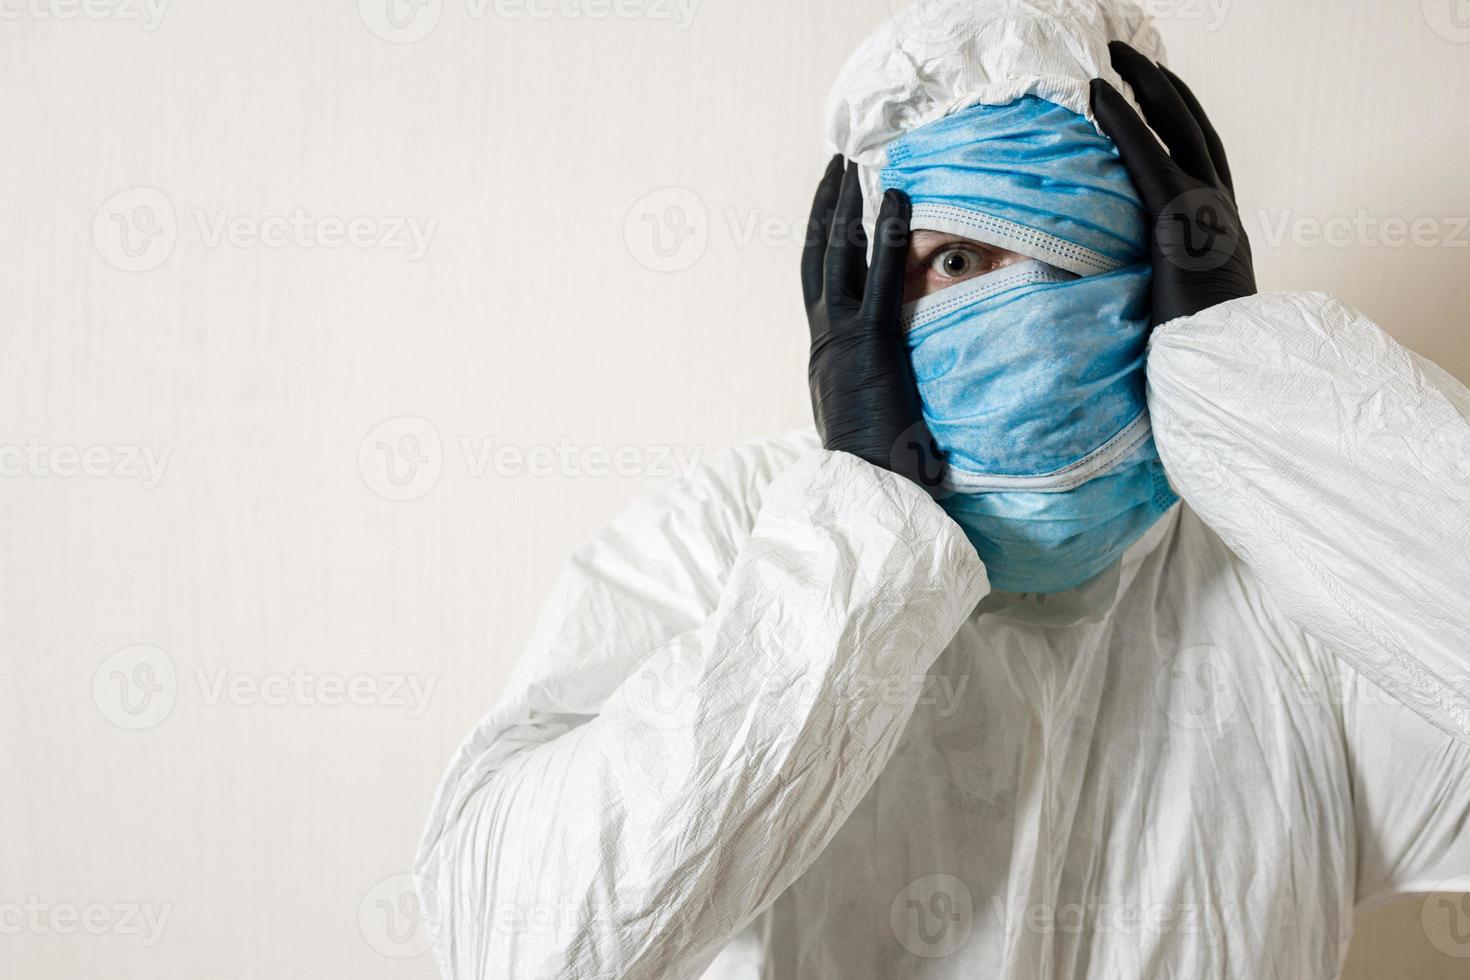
[415,291,1470,979]
[1148,293,1470,745]
[825,0,1162,224]
[416,2,1470,976]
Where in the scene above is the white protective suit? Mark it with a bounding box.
[415,2,1470,977]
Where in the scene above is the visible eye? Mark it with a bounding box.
[903,233,1026,303]
[931,246,986,281]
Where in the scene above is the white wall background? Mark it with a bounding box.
[1,1,1467,977]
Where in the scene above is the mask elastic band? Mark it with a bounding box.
[910,203,1127,278]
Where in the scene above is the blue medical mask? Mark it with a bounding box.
[880,96,1178,594]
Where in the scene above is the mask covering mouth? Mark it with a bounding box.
[881,95,1178,595]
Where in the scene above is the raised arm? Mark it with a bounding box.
[414,159,988,979]
[1093,43,1470,743]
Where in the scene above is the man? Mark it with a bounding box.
[415,2,1470,976]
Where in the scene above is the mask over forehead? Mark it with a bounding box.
[824,0,1177,594]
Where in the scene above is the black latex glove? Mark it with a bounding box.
[1091,41,1257,327]
[802,156,944,490]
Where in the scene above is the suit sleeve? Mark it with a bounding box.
[1146,292,1470,745]
[412,434,987,979]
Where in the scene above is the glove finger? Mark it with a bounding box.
[1158,64,1235,196]
[1090,78,1180,210]
[801,154,845,312]
[1108,41,1219,186]
[824,161,869,312]
[863,188,911,330]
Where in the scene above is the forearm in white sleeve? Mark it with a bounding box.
[415,448,986,979]
[1146,292,1470,744]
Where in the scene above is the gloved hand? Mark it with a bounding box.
[1091,41,1257,327]
[802,156,944,490]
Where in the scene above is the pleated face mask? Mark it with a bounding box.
[880,96,1178,594]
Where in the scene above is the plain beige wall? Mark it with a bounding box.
[1,1,1466,978]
